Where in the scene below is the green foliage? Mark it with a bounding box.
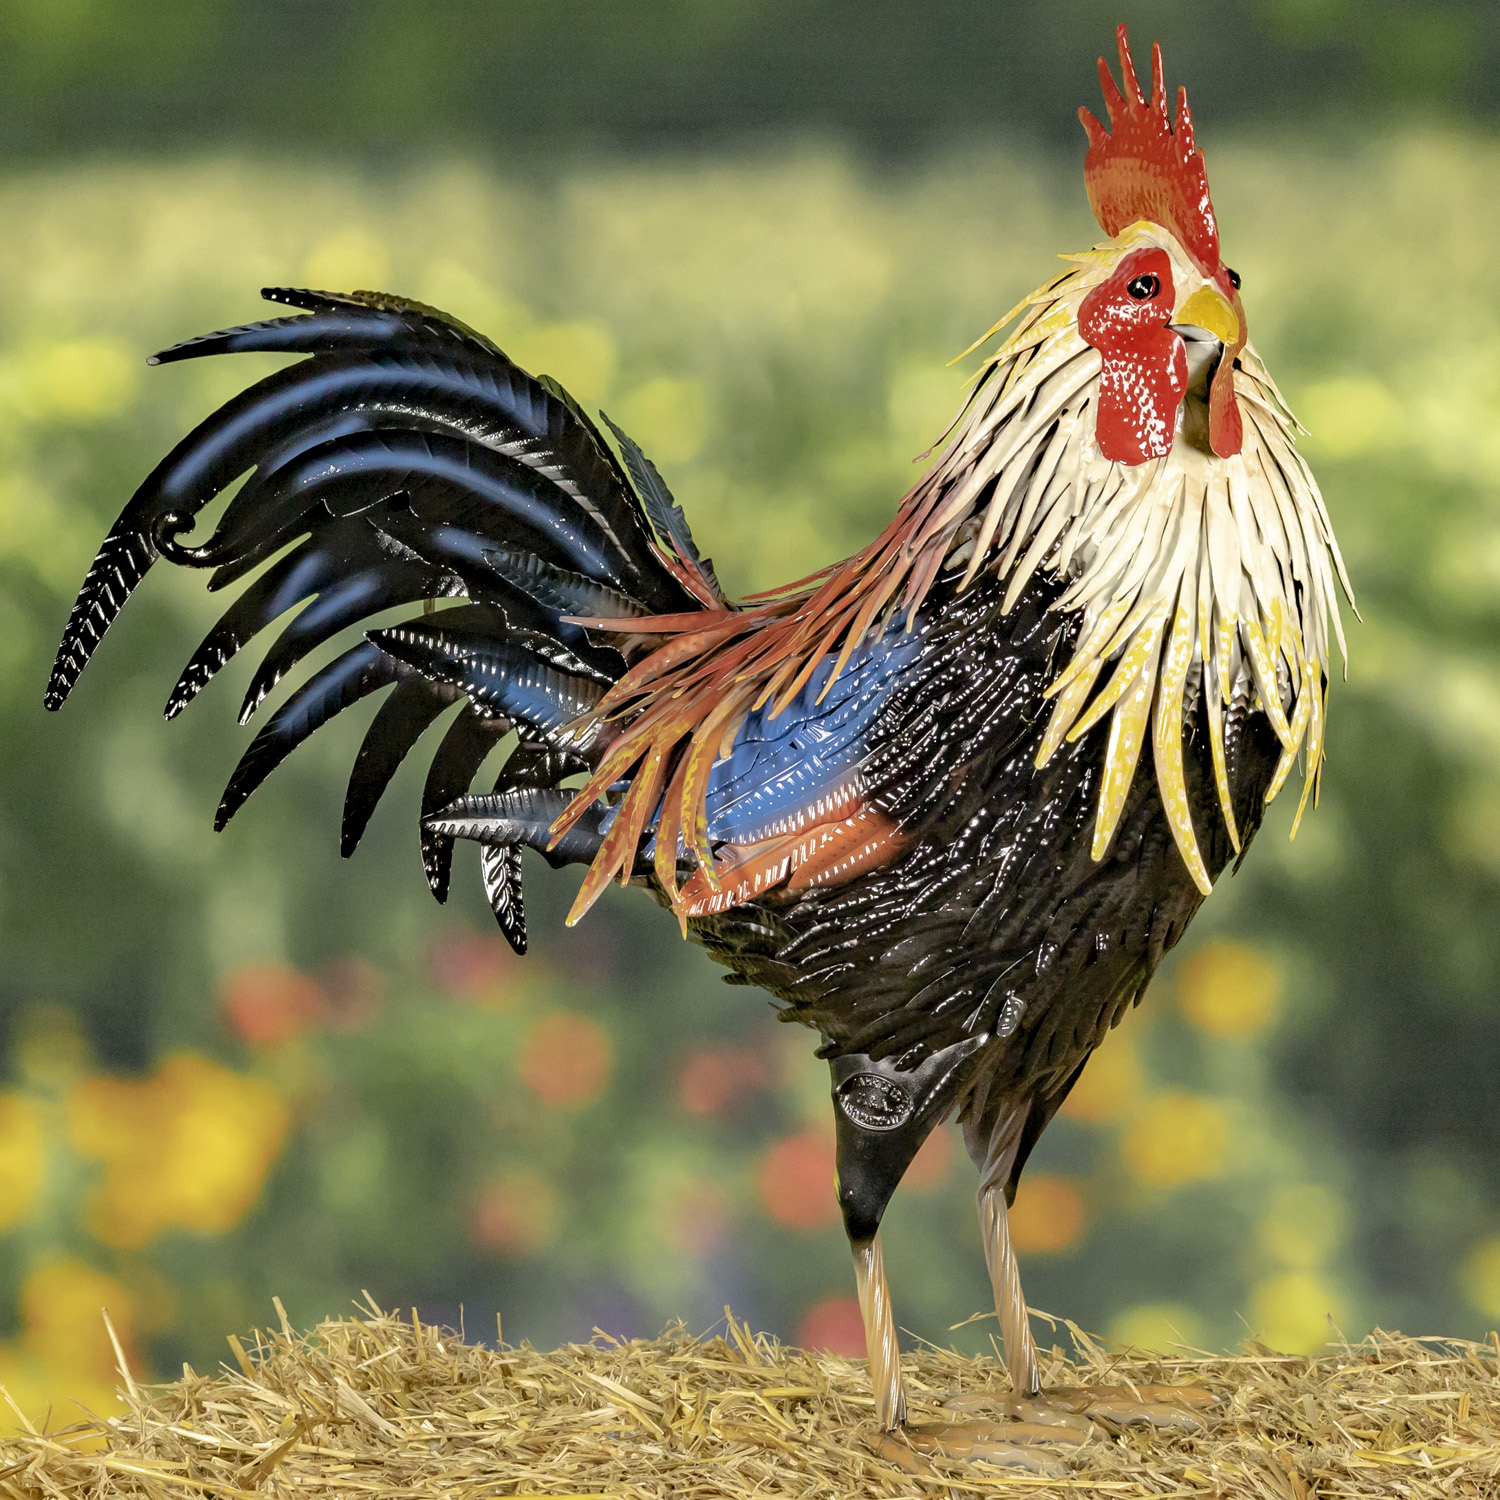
[0,1,1493,160]
[0,129,1499,1420]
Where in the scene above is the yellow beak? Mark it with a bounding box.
[1175,285,1240,346]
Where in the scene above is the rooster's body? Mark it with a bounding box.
[48,27,1347,1464]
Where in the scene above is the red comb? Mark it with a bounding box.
[1079,25,1221,277]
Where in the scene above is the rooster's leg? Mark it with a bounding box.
[968,1104,1216,1432]
[875,1103,1090,1476]
[887,1088,1214,1471]
[828,1040,987,1433]
[850,1232,906,1429]
[979,1178,1040,1395]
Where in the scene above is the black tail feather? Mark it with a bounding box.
[420,704,510,902]
[47,332,685,705]
[603,413,726,606]
[469,739,587,950]
[48,287,711,933]
[369,620,606,743]
[481,842,528,953]
[237,559,437,726]
[168,536,347,720]
[215,640,404,831]
[340,674,462,858]
[425,788,609,868]
[485,549,650,622]
[45,526,158,710]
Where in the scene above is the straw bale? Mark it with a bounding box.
[4,1298,1500,1498]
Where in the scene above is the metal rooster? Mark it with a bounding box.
[47,26,1348,1470]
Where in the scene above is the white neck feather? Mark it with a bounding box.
[912,249,1352,892]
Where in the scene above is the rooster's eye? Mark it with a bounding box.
[1227,268,1241,290]
[1126,273,1160,300]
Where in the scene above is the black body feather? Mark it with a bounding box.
[692,567,1281,1215]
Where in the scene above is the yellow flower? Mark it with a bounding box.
[20,1259,136,1382]
[1120,1094,1229,1186]
[0,1260,135,1436]
[1462,1235,1500,1322]
[67,1053,288,1248]
[1059,1036,1143,1123]
[1177,941,1283,1038]
[0,1093,46,1233]
[1255,1183,1347,1270]
[1108,1302,1205,1353]
[1250,1270,1345,1354]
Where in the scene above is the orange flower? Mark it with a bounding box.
[903,1126,955,1192]
[676,1047,767,1117]
[1008,1174,1087,1254]
[220,962,321,1046]
[517,1014,612,1107]
[797,1296,865,1356]
[473,1172,558,1254]
[757,1129,837,1231]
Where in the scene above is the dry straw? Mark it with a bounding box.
[4,1298,1500,1498]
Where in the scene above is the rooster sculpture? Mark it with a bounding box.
[47,26,1347,1472]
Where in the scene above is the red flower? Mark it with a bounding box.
[517,1014,612,1108]
[797,1297,865,1356]
[219,963,320,1046]
[428,930,518,1005]
[676,1047,768,1117]
[473,1172,557,1254]
[757,1128,837,1231]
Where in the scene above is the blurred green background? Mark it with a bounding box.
[3,0,1500,1429]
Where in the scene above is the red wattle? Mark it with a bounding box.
[1207,274,1246,458]
[1079,248,1187,465]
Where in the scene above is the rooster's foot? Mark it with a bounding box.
[946,1382,1216,1434]
[874,1402,1096,1478]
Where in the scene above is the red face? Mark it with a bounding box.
[1078,246,1187,465]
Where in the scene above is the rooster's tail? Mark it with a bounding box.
[45,287,722,951]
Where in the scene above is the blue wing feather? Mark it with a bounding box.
[701,618,925,844]
[604,615,927,860]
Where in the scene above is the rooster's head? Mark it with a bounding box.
[900,25,1353,893]
[1077,28,1245,466]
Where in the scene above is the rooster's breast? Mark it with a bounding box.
[690,567,1282,1104]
